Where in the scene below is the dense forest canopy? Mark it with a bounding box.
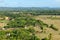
[0,7,60,15]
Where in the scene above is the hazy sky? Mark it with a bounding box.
[0,0,60,7]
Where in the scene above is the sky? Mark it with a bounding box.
[0,0,60,7]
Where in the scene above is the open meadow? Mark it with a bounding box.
[34,15,60,40]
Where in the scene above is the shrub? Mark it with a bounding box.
[50,24,58,31]
[42,38,48,40]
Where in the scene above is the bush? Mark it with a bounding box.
[50,24,58,31]
[42,38,48,40]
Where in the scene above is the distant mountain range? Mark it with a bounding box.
[0,7,60,11]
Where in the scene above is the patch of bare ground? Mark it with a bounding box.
[0,23,6,27]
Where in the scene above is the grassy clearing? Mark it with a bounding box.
[34,15,60,40]
[0,20,9,27]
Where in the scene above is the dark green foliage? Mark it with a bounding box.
[4,16,48,29]
[50,24,58,31]
[48,33,52,40]
[30,33,40,40]
[42,38,48,40]
[27,28,35,33]
[4,18,27,28]
[0,28,40,40]
[36,20,48,30]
